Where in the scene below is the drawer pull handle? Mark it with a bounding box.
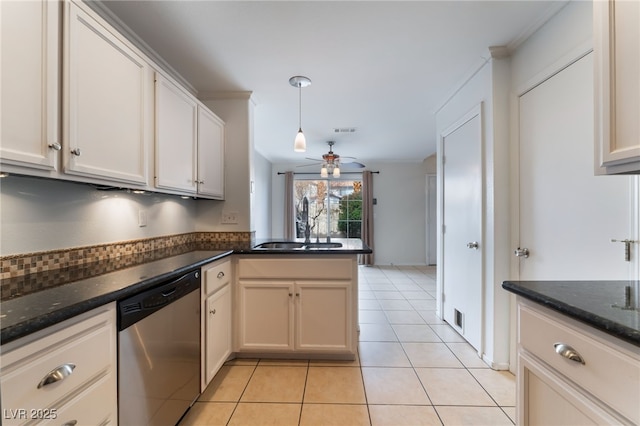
[62,421,78,426]
[37,363,76,388]
[554,343,585,365]
[217,271,225,279]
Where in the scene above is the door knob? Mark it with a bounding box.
[514,247,530,258]
[467,241,479,249]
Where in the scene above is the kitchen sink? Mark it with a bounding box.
[303,242,343,248]
[253,241,343,250]
[254,242,306,249]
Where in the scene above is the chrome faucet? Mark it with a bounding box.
[302,197,311,243]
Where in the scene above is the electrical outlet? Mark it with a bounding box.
[221,211,238,224]
[138,210,147,227]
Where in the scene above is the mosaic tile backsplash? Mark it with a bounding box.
[0,232,253,299]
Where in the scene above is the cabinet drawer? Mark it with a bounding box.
[204,260,231,294]
[519,304,639,424]
[40,371,115,426]
[1,307,116,419]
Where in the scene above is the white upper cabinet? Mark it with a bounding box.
[594,0,640,174]
[1,0,60,173]
[155,74,226,198]
[64,1,150,185]
[197,106,225,199]
[155,74,198,194]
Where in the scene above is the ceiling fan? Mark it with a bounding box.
[299,141,365,177]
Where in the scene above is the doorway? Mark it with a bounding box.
[441,105,483,353]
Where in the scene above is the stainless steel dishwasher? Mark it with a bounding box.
[118,270,200,426]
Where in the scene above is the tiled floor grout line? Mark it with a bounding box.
[186,265,515,425]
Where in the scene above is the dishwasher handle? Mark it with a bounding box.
[118,269,200,331]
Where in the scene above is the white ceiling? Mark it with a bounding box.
[101,0,566,167]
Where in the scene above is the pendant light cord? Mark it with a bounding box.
[298,83,302,131]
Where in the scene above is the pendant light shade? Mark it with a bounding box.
[294,129,306,152]
[289,76,311,152]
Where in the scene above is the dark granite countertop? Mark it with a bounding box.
[0,238,371,345]
[236,238,372,254]
[0,250,232,344]
[502,280,640,347]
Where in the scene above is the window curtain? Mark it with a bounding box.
[359,170,374,265]
[284,171,295,240]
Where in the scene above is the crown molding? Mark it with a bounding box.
[87,1,197,95]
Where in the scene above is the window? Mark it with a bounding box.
[294,178,362,240]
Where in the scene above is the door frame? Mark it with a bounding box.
[425,173,437,266]
[437,103,485,355]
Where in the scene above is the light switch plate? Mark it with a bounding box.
[138,210,147,227]
[221,211,238,224]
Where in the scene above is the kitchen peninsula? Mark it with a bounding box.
[0,236,370,425]
[1,237,371,344]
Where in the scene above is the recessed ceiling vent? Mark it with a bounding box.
[333,127,357,133]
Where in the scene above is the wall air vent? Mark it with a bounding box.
[333,128,357,133]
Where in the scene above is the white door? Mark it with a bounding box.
[442,107,483,351]
[518,53,637,280]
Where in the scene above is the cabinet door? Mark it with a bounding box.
[197,106,225,199]
[64,2,149,185]
[155,75,197,193]
[1,0,60,172]
[295,281,352,352]
[205,284,232,386]
[238,280,294,351]
[594,0,640,174]
[518,352,622,425]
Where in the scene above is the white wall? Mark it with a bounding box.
[197,96,254,233]
[270,161,428,265]
[511,1,592,92]
[0,175,196,255]
[252,150,272,239]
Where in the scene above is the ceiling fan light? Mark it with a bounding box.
[320,164,328,177]
[294,129,306,152]
[333,166,340,178]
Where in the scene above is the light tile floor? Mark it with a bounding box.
[180,265,516,426]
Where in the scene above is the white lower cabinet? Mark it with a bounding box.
[516,299,639,425]
[235,256,357,358]
[238,280,352,353]
[201,259,232,390]
[0,303,117,426]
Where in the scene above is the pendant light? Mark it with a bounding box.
[289,76,311,152]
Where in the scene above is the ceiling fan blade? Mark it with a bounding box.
[296,162,323,167]
[341,161,366,169]
[305,157,323,161]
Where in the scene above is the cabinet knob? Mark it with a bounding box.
[553,343,585,365]
[217,271,225,279]
[48,142,62,151]
[37,363,76,389]
[467,241,479,249]
[70,148,81,156]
